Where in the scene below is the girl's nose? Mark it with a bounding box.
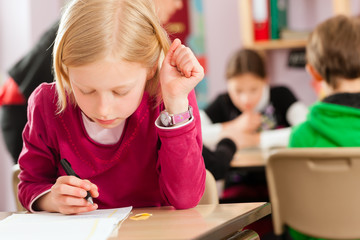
[241,94,251,104]
[241,95,253,110]
[96,94,112,118]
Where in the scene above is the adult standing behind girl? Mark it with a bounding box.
[18,0,205,214]
[201,49,308,151]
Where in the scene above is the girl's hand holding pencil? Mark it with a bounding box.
[35,176,99,214]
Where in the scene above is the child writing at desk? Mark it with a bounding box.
[18,0,205,214]
[288,15,360,240]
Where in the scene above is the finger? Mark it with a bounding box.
[58,176,93,191]
[59,203,98,215]
[57,175,86,187]
[189,63,204,80]
[58,195,92,207]
[83,180,99,198]
[179,58,204,79]
[164,38,182,67]
[172,44,186,65]
[173,47,193,77]
[178,60,195,78]
[84,179,99,192]
[89,185,99,198]
[52,183,89,198]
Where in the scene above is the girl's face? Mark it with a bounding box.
[227,73,266,112]
[68,58,149,129]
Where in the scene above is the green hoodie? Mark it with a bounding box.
[290,101,360,148]
[288,101,360,240]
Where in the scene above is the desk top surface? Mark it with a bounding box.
[0,202,271,240]
[231,149,268,168]
[112,202,271,240]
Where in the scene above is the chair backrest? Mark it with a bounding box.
[266,148,360,239]
[12,164,25,211]
[198,169,219,205]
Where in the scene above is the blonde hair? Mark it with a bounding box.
[306,15,360,88]
[54,0,170,112]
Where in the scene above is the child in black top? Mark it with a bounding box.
[201,49,308,202]
[201,49,308,151]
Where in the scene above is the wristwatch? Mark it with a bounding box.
[160,106,193,127]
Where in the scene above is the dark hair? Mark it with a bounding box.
[225,49,266,80]
[307,15,360,88]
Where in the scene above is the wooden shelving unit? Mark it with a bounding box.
[245,39,307,51]
[238,0,351,51]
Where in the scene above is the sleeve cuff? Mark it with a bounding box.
[286,101,308,126]
[260,127,291,149]
[199,110,222,151]
[216,138,237,156]
[155,115,194,130]
[29,188,51,213]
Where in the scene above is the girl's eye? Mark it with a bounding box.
[81,90,95,95]
[113,90,129,96]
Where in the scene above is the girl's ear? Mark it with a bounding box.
[147,64,158,81]
[306,64,323,82]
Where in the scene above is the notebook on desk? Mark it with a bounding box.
[0,206,132,240]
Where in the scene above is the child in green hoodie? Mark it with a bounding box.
[288,15,360,239]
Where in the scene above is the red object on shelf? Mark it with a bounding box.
[252,0,270,41]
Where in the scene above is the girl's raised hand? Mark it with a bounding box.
[160,38,204,114]
[34,176,99,214]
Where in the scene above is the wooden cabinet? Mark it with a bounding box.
[238,0,351,50]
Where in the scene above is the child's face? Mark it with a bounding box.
[68,58,148,129]
[227,73,266,112]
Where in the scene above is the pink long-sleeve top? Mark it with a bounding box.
[18,83,205,211]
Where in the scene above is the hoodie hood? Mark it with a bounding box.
[307,100,360,146]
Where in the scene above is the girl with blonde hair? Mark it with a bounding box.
[18,0,205,214]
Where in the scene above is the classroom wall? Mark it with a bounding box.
[0,0,62,82]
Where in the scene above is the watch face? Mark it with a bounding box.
[160,112,171,126]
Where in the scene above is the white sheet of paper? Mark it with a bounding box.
[0,206,132,240]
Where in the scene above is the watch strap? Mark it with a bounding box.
[172,106,192,124]
[160,105,193,127]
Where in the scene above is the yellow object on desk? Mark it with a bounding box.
[130,213,152,221]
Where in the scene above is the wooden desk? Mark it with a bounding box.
[0,203,271,240]
[112,202,271,240]
[231,149,268,169]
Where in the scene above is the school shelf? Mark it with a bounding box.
[238,0,351,51]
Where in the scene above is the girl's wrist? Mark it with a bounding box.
[33,192,57,212]
[163,98,189,114]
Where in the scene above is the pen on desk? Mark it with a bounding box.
[60,158,94,204]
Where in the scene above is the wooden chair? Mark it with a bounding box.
[12,164,25,211]
[198,169,219,205]
[266,148,360,239]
